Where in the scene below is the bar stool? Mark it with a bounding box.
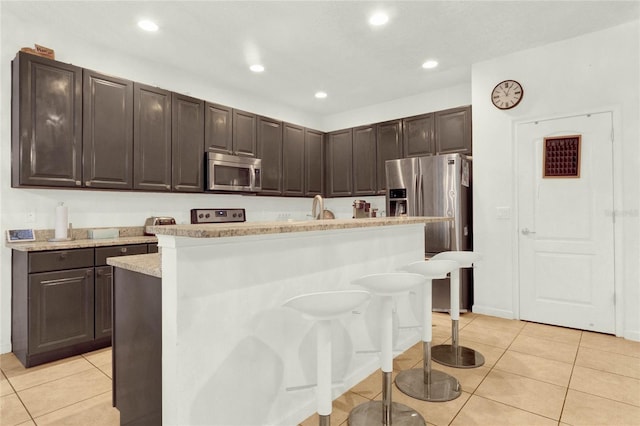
[349,273,426,426]
[283,290,371,426]
[395,260,462,401]
[430,251,484,368]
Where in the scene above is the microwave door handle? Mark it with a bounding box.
[250,165,255,189]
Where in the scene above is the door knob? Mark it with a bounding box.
[521,228,536,235]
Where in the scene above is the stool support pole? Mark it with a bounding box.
[317,320,332,425]
[381,296,393,426]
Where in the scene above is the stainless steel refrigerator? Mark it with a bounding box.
[386,153,473,311]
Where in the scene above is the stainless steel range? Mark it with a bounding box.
[190,208,246,224]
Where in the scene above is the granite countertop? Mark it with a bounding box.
[148,216,452,238]
[6,226,157,252]
[107,253,162,278]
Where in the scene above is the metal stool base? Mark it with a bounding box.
[348,401,425,426]
[431,344,485,368]
[395,369,461,402]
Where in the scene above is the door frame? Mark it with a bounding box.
[511,106,624,336]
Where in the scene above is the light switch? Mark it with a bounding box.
[496,206,511,220]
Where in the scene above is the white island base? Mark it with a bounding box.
[158,220,434,426]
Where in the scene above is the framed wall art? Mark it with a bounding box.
[543,135,581,178]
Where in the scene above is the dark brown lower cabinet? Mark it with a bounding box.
[113,268,162,425]
[28,268,95,355]
[11,244,153,368]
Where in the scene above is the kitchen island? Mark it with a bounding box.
[109,217,452,426]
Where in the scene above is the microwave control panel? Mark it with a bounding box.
[190,208,246,224]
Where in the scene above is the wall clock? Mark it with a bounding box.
[491,80,523,110]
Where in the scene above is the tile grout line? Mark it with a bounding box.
[1,369,37,425]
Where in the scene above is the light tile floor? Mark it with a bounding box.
[1,313,639,426]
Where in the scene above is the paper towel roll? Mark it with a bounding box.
[55,203,68,240]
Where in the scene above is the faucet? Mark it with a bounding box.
[311,195,324,220]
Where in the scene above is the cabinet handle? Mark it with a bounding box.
[86,270,92,277]
[75,180,82,186]
[59,252,68,260]
[96,269,103,277]
[120,247,127,253]
[85,181,92,187]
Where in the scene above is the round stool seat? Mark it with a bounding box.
[283,290,371,320]
[431,251,482,268]
[352,272,426,296]
[402,259,459,279]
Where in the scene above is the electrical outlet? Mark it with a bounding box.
[25,211,36,223]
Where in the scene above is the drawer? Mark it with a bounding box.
[95,244,148,266]
[28,248,94,273]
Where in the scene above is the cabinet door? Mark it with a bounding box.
[29,268,94,354]
[282,123,305,196]
[435,106,472,154]
[304,129,324,197]
[376,120,403,195]
[94,266,112,340]
[172,93,204,192]
[326,129,353,197]
[83,69,133,189]
[133,83,172,191]
[232,109,257,157]
[257,117,283,195]
[12,52,82,188]
[403,113,435,157]
[352,125,377,196]
[205,102,233,154]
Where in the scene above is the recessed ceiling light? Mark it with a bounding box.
[369,12,389,26]
[249,64,265,73]
[422,60,439,69]
[138,19,159,32]
[315,91,328,99]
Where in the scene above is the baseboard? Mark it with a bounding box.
[623,329,640,342]
[471,305,515,320]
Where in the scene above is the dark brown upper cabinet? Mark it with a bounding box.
[12,52,83,188]
[435,106,472,154]
[172,93,205,192]
[402,113,435,157]
[133,83,172,191]
[304,129,324,197]
[326,129,353,197]
[204,102,233,154]
[83,70,134,190]
[352,125,377,196]
[282,123,305,196]
[376,119,403,195]
[257,117,283,195]
[232,109,257,157]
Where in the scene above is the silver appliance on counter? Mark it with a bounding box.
[144,216,176,235]
[190,208,246,224]
[386,153,473,311]
[206,152,261,193]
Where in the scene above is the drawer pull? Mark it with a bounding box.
[120,247,127,253]
[59,252,68,260]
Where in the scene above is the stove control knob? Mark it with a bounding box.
[205,213,211,218]
[198,213,204,218]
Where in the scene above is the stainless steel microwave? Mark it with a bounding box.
[206,152,262,193]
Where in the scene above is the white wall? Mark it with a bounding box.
[471,21,640,340]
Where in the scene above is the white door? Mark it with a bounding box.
[517,112,615,333]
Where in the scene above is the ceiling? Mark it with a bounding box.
[4,1,639,117]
